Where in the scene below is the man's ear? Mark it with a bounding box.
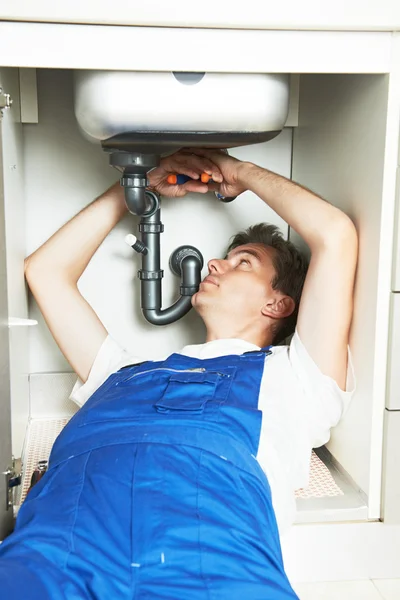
[261,295,295,320]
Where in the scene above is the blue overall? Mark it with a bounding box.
[0,349,299,600]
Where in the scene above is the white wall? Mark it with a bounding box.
[3,0,400,30]
[24,69,293,373]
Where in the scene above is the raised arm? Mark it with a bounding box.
[25,151,222,382]
[188,149,358,390]
[24,184,127,382]
[242,164,357,390]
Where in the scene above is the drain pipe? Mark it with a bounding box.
[126,191,204,326]
[105,149,204,325]
[109,151,161,217]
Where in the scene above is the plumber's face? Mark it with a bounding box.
[192,243,278,325]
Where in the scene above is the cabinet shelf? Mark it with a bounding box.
[8,317,38,327]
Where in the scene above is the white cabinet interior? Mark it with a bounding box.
[1,63,399,529]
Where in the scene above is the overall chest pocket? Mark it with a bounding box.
[77,365,235,426]
[154,371,224,414]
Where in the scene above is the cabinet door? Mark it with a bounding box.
[382,409,400,523]
[387,293,400,409]
[0,84,14,539]
[392,168,400,291]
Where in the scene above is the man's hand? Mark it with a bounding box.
[182,148,250,199]
[148,150,224,197]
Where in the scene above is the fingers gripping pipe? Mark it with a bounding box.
[126,191,204,325]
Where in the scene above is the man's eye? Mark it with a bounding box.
[240,259,250,266]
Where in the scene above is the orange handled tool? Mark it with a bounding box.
[167,173,213,185]
[165,173,236,203]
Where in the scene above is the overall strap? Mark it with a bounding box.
[241,345,272,357]
[118,360,149,372]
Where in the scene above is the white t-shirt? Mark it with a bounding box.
[70,330,355,534]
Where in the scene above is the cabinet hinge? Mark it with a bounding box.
[3,457,22,510]
[0,88,13,118]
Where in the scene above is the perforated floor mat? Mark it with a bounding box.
[294,450,344,499]
[19,418,69,505]
[19,417,344,506]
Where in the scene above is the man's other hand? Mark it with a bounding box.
[148,150,223,197]
[184,148,250,199]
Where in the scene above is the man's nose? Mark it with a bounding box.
[207,258,228,274]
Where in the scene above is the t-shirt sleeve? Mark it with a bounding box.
[69,335,144,407]
[289,329,356,448]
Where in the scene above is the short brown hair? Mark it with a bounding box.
[227,223,309,344]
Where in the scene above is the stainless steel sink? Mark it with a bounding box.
[74,70,290,151]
